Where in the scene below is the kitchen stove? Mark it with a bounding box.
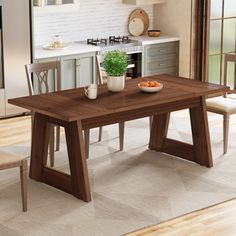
[79,35,143,78]
[83,35,142,54]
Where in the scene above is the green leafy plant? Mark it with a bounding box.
[103,50,128,77]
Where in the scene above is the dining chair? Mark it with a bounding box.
[25,61,61,167]
[91,54,125,150]
[0,150,27,212]
[94,54,152,154]
[206,53,236,154]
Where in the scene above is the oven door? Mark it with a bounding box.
[126,52,142,79]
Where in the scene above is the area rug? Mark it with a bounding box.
[1,110,236,236]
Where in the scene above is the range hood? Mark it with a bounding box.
[122,0,165,5]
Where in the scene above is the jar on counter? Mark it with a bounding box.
[52,35,63,48]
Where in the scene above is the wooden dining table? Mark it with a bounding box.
[9,74,228,202]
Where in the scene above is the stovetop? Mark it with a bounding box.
[78,35,142,52]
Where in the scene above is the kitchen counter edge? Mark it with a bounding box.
[130,35,180,45]
[34,36,180,60]
[34,43,100,60]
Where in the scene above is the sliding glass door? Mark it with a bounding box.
[208,0,236,87]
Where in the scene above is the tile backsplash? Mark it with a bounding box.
[33,0,153,46]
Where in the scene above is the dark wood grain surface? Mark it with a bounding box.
[9,74,228,122]
[9,74,228,201]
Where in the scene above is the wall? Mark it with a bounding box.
[33,0,153,46]
[153,1,192,78]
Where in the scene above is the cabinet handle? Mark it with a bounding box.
[76,59,80,67]
[159,49,165,53]
[159,63,165,66]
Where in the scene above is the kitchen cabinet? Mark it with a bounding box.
[61,52,96,89]
[35,52,96,91]
[33,0,77,7]
[122,0,165,5]
[33,0,79,13]
[142,41,179,77]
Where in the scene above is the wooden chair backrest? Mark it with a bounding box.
[96,55,105,85]
[223,53,236,90]
[25,61,61,96]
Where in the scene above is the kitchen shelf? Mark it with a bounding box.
[122,0,165,5]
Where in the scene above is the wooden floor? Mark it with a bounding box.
[0,114,31,147]
[125,198,236,236]
[1,115,236,235]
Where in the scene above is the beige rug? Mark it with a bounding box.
[1,110,236,236]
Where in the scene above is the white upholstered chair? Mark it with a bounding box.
[206,53,236,154]
[0,150,27,212]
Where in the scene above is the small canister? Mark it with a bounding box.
[52,35,63,48]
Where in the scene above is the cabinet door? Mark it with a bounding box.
[61,53,96,89]
[60,56,77,90]
[76,53,96,87]
[142,41,179,77]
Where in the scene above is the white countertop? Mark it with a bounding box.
[34,36,179,60]
[130,35,180,45]
[34,42,100,60]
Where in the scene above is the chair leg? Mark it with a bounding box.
[55,125,60,152]
[84,129,90,159]
[98,126,103,142]
[118,122,125,151]
[20,159,28,212]
[223,113,229,154]
[49,126,55,167]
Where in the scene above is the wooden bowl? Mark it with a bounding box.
[148,30,161,37]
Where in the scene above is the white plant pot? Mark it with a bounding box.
[107,75,125,92]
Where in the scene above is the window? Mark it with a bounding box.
[208,0,236,86]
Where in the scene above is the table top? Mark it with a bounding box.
[9,74,228,122]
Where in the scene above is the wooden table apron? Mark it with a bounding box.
[8,75,228,202]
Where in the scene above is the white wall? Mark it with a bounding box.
[33,0,153,46]
[153,1,192,78]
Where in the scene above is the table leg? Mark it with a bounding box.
[189,97,213,167]
[149,97,213,167]
[149,113,170,151]
[30,113,91,202]
[65,120,91,202]
[30,113,51,180]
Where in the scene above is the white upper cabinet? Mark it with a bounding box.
[33,0,79,12]
[33,0,76,7]
[122,0,165,5]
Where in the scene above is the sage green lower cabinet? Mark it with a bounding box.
[142,41,179,77]
[35,52,96,91]
[60,52,96,90]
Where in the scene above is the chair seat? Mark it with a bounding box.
[206,97,236,113]
[227,93,236,100]
[0,150,24,166]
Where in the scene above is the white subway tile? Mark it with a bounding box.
[34,0,153,45]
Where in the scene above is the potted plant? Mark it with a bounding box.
[103,50,128,92]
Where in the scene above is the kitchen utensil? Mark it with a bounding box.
[128,17,145,37]
[148,30,161,37]
[128,8,149,35]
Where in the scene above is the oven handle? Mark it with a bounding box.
[127,64,135,69]
[126,50,142,55]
